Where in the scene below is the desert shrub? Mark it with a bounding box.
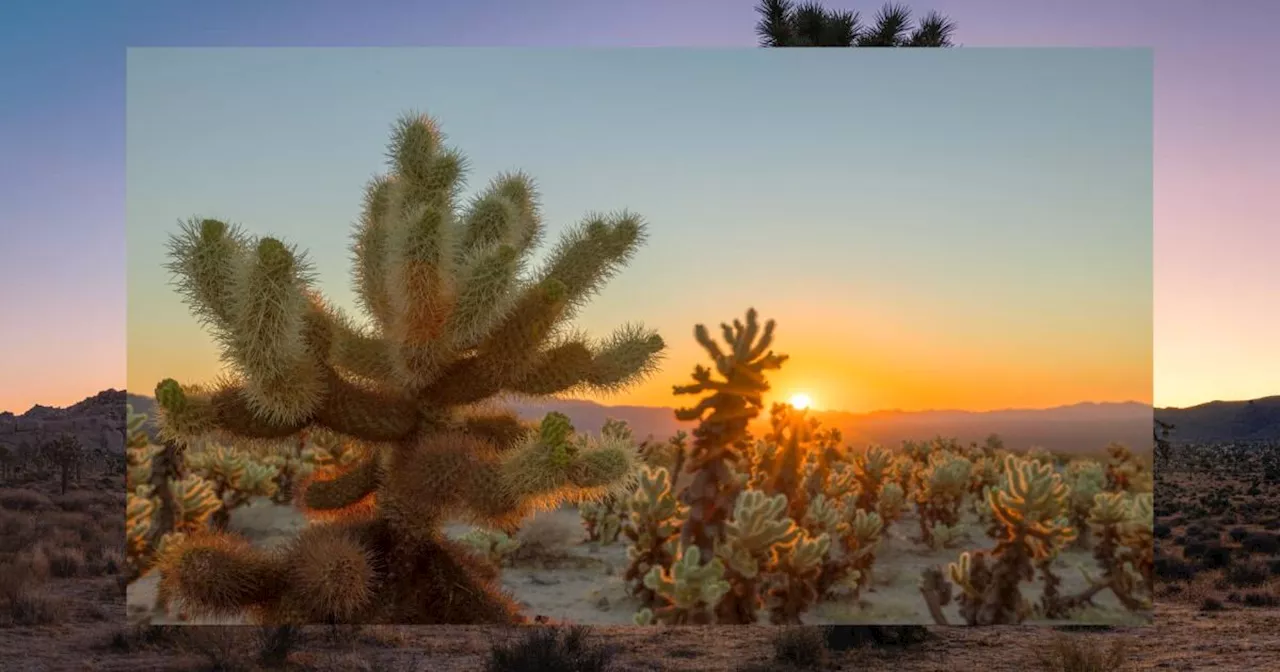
[1268,558,1280,576]
[1241,532,1280,555]
[1200,597,1224,612]
[1226,559,1271,588]
[258,624,302,667]
[1181,540,1208,558]
[1197,544,1233,570]
[1228,526,1250,543]
[1033,633,1130,671]
[485,626,615,672]
[821,625,930,649]
[0,488,52,512]
[509,514,581,566]
[53,490,121,513]
[0,561,67,627]
[771,627,828,669]
[1153,554,1197,582]
[1152,523,1171,539]
[182,627,256,672]
[45,545,86,578]
[0,510,37,554]
[1242,592,1280,608]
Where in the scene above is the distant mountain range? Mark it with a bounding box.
[4,389,1268,456]
[1154,396,1280,443]
[122,392,1155,455]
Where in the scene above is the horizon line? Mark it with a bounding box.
[7,389,1272,416]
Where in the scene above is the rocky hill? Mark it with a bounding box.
[1155,396,1280,443]
[0,389,127,453]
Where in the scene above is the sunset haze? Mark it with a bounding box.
[125,48,1151,413]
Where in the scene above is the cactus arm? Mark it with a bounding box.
[351,175,399,332]
[311,368,419,441]
[299,452,382,512]
[155,532,287,620]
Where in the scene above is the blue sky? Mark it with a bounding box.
[3,0,1279,410]
[126,47,1151,412]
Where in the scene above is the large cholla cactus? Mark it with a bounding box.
[151,112,664,625]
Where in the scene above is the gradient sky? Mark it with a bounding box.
[126,47,1151,413]
[3,0,1278,413]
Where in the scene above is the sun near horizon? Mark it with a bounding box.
[788,393,814,411]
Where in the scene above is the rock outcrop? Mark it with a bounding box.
[0,389,127,454]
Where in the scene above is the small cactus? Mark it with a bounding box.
[623,466,686,608]
[639,545,731,625]
[459,529,522,566]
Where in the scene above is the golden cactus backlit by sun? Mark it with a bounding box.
[150,111,664,625]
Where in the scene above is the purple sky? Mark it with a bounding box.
[1,0,1277,412]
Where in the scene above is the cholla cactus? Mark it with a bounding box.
[127,472,222,586]
[1026,446,1057,468]
[623,467,686,608]
[715,490,801,623]
[1066,459,1107,547]
[877,481,906,532]
[637,545,730,625]
[943,454,1076,624]
[758,404,816,520]
[764,532,831,624]
[1105,443,1151,494]
[914,450,971,546]
[579,419,633,544]
[185,444,279,529]
[459,529,522,566]
[150,112,663,625]
[580,499,623,544]
[673,309,785,593]
[1082,491,1153,611]
[806,498,882,599]
[851,445,892,513]
[639,430,688,479]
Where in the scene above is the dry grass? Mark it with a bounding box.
[1034,633,1132,671]
[2,440,1280,670]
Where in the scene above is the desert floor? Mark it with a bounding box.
[126,497,1147,627]
[4,449,1280,671]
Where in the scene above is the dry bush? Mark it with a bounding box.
[1034,633,1130,671]
[510,514,582,566]
[181,626,258,671]
[485,625,616,672]
[44,544,86,578]
[0,559,68,627]
[52,490,123,513]
[0,488,53,512]
[768,627,829,669]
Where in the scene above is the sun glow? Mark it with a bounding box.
[788,393,813,410]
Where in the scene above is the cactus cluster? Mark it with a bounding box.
[125,405,223,588]
[148,111,664,625]
[610,311,1152,626]
[628,310,906,625]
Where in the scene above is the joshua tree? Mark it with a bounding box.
[45,433,83,494]
[151,111,664,625]
[755,1,957,47]
[1153,419,1174,464]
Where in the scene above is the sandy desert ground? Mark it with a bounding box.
[126,497,1147,628]
[4,442,1279,671]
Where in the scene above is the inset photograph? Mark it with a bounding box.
[124,47,1153,627]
